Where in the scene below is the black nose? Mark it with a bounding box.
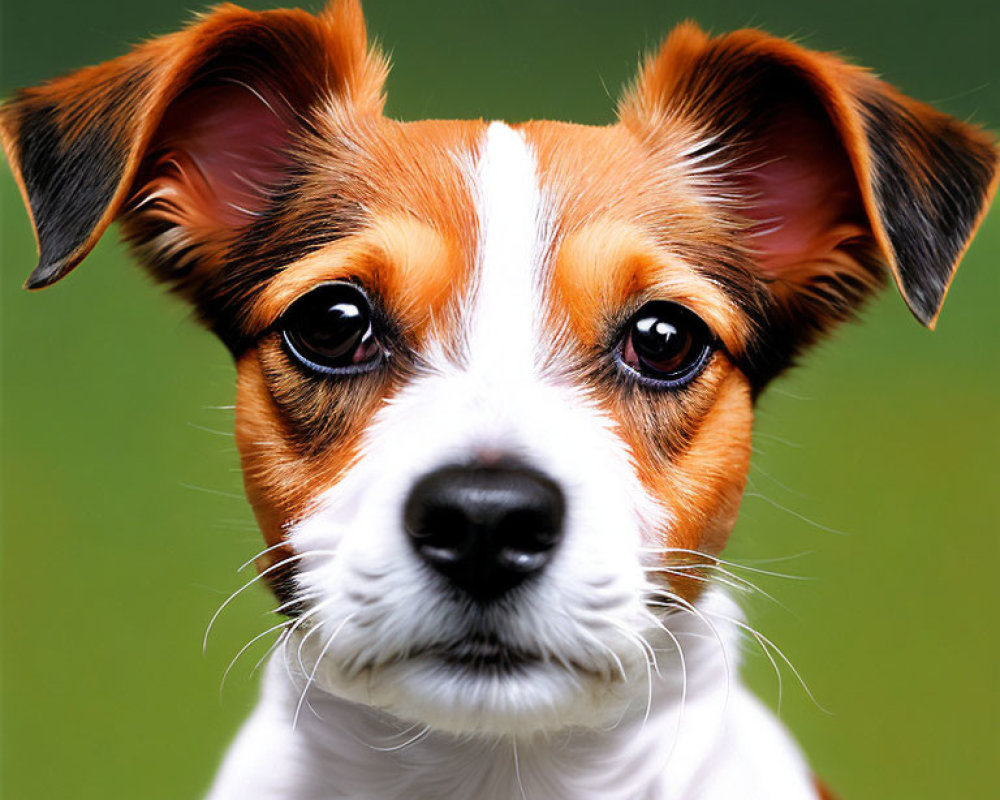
[403,464,566,603]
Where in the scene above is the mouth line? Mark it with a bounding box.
[340,635,621,683]
[423,636,542,673]
[397,639,618,683]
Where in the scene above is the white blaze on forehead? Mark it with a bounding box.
[467,122,547,377]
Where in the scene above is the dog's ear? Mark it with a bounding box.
[620,24,998,374]
[0,0,385,294]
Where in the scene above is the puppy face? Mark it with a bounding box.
[2,1,996,734]
[229,117,757,731]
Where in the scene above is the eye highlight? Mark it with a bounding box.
[618,301,716,388]
[279,282,384,375]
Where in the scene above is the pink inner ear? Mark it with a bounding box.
[137,82,292,233]
[736,110,868,277]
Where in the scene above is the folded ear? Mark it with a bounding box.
[620,23,998,346]
[0,0,385,293]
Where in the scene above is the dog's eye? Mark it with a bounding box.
[280,283,383,374]
[618,301,715,388]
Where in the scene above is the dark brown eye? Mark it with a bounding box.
[619,301,715,388]
[280,283,383,374]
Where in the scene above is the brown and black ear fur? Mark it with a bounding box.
[0,0,385,342]
[620,24,999,387]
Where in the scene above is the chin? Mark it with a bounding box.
[288,598,657,737]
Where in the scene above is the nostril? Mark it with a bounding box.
[495,507,562,565]
[406,504,471,564]
[497,546,550,574]
[403,464,566,602]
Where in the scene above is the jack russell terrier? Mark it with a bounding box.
[2,2,996,798]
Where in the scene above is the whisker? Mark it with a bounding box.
[700,609,829,714]
[252,629,290,677]
[352,720,421,749]
[282,599,336,681]
[283,619,326,708]
[648,564,790,611]
[644,586,733,713]
[292,614,357,730]
[513,738,528,800]
[605,620,658,725]
[751,625,784,713]
[742,492,848,536]
[181,482,245,501]
[638,546,811,581]
[187,422,234,438]
[239,541,295,572]
[203,552,324,652]
[752,431,804,449]
[641,610,687,769]
[274,606,325,686]
[749,461,807,498]
[704,564,791,612]
[365,724,432,753]
[739,551,815,567]
[573,619,628,682]
[646,564,743,590]
[239,545,336,574]
[271,591,323,617]
[646,565,753,599]
[220,620,292,694]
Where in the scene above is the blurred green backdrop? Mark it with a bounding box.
[1,1,997,798]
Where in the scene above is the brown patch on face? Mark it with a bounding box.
[553,220,749,355]
[183,115,486,352]
[601,357,754,602]
[524,119,770,366]
[231,118,485,577]
[647,369,754,556]
[594,342,753,601]
[234,350,373,569]
[523,120,759,600]
[248,215,463,338]
[237,114,757,600]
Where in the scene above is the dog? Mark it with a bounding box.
[2,2,996,798]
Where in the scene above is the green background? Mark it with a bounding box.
[1,1,997,797]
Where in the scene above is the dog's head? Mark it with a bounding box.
[3,1,996,735]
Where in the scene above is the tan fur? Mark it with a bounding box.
[235,347,375,568]
[619,21,1000,328]
[248,215,463,337]
[553,220,750,355]
[0,0,389,289]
